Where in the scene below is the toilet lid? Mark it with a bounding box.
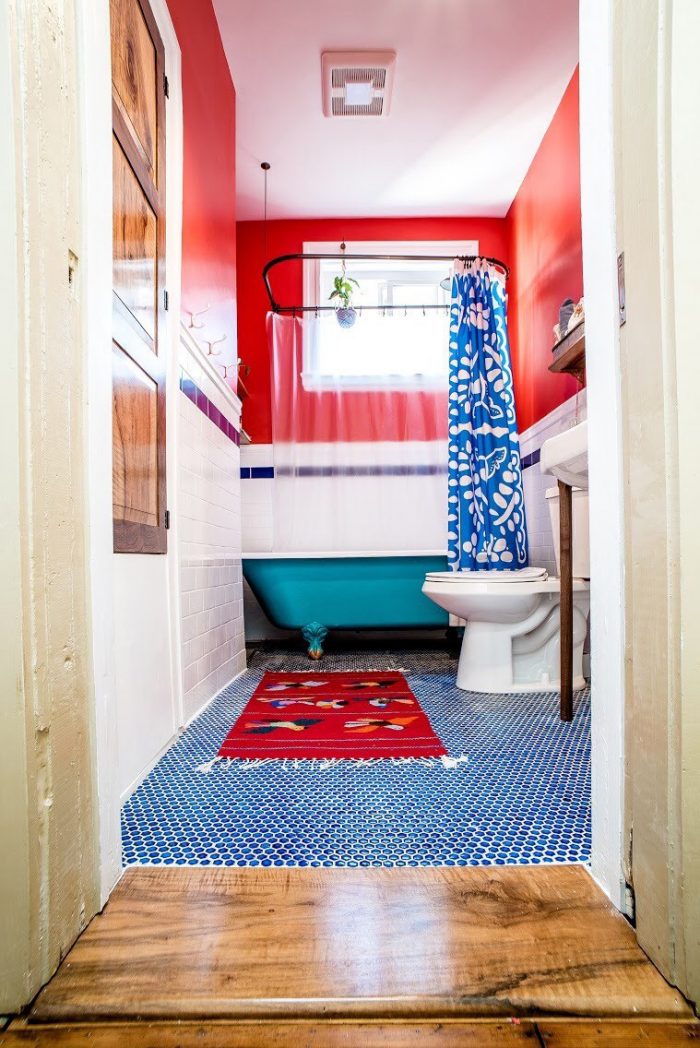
[425,566,548,584]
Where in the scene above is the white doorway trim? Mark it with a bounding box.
[77,0,184,903]
[579,0,626,910]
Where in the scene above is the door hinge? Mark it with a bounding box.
[164,509,171,530]
[164,73,169,98]
[163,288,169,311]
[624,882,636,925]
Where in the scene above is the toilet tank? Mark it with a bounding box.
[545,486,590,579]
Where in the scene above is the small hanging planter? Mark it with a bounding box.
[329,246,360,328]
[335,305,358,329]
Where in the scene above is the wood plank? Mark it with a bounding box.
[538,1021,700,1046]
[4,1021,699,1048]
[1,1020,539,1047]
[30,866,692,1023]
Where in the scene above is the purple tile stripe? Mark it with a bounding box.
[180,374,240,446]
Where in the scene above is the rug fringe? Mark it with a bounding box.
[197,754,468,773]
[196,756,224,774]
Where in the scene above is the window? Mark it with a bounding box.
[302,241,478,390]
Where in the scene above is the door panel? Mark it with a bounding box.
[111,0,166,554]
[110,0,158,182]
[112,343,159,529]
[113,136,157,342]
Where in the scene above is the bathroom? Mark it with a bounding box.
[120,0,594,873]
[8,0,700,1028]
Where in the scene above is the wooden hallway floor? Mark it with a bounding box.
[3,865,697,1046]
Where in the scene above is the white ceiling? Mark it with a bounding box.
[213,0,579,221]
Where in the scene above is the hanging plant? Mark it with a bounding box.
[329,272,360,328]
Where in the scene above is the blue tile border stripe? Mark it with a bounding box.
[180,374,240,446]
[241,454,542,479]
[520,448,541,471]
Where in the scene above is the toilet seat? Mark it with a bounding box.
[425,566,548,584]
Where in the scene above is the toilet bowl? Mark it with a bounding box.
[422,568,590,693]
[423,487,590,694]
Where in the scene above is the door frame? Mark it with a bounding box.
[78,0,184,902]
[579,0,700,1006]
[75,0,700,1011]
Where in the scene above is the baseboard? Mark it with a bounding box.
[119,664,248,807]
[183,664,247,728]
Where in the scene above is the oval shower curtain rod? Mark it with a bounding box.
[262,251,510,315]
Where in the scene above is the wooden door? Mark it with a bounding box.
[110,0,167,553]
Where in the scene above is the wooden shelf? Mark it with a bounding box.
[549,321,585,383]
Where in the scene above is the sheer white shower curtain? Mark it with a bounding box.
[268,312,448,554]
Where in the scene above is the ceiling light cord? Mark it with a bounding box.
[261,161,270,261]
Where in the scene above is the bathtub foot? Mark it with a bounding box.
[302,622,328,660]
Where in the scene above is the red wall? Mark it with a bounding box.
[166,0,238,383]
[506,69,583,432]
[236,218,510,443]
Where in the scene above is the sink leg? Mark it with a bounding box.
[559,480,574,721]
[301,621,328,660]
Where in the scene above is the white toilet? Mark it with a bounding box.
[423,488,590,694]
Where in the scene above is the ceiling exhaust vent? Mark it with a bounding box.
[322,51,396,117]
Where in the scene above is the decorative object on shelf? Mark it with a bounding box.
[570,297,585,328]
[558,298,575,341]
[553,297,585,344]
[329,243,360,328]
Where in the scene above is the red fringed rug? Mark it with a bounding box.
[201,671,461,769]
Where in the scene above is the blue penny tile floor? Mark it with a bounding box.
[121,647,591,869]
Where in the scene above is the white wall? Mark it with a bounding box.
[114,558,178,800]
[178,328,246,723]
[241,443,275,553]
[579,0,626,911]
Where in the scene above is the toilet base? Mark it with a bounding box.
[456,669,588,695]
[455,613,588,695]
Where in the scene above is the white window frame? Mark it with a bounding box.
[301,240,478,391]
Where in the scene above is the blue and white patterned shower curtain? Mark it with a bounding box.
[447,260,528,571]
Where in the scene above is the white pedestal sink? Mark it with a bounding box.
[540,419,588,488]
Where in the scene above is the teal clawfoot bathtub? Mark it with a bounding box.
[243,552,449,658]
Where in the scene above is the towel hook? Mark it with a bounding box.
[186,305,210,330]
[202,333,227,357]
